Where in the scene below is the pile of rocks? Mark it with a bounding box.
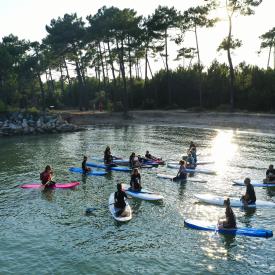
[0,112,85,136]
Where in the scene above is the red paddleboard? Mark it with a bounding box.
[21,182,80,189]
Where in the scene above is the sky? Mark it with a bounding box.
[0,0,274,72]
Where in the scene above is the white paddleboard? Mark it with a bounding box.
[167,163,216,175]
[195,194,275,208]
[109,193,132,222]
[157,174,207,183]
[233,179,275,187]
[169,161,214,165]
[122,184,163,201]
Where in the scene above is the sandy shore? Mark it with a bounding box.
[57,109,275,134]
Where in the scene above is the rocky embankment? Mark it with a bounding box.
[0,112,85,136]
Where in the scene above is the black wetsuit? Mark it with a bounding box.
[130,174,141,190]
[223,206,236,228]
[245,184,256,204]
[82,160,88,173]
[114,190,127,209]
[266,168,275,181]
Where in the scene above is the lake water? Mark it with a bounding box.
[0,125,275,274]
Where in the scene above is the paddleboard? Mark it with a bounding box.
[69,167,107,176]
[109,193,132,222]
[233,179,275,187]
[184,219,273,238]
[167,164,216,175]
[195,194,275,208]
[157,173,207,183]
[86,162,131,172]
[169,161,214,165]
[122,184,163,201]
[21,182,80,189]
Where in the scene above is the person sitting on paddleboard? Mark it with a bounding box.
[114,183,128,216]
[189,141,196,151]
[129,152,141,168]
[40,165,55,187]
[190,147,197,163]
[186,152,196,169]
[130,168,142,191]
[104,148,116,168]
[174,160,187,180]
[145,150,157,160]
[218,198,236,229]
[265,164,275,182]
[241,177,256,205]
[82,156,91,174]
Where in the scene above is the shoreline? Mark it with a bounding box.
[58,109,275,134]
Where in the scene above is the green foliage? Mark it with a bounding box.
[26,106,39,114]
[0,100,7,112]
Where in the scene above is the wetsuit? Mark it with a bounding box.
[145,152,153,159]
[223,205,236,228]
[114,190,127,209]
[82,160,89,173]
[266,168,275,181]
[130,174,141,191]
[243,183,256,204]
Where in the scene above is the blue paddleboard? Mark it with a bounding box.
[69,167,107,176]
[86,162,131,172]
[184,219,273,238]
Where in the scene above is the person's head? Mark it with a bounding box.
[45,165,51,172]
[83,156,87,161]
[179,160,186,166]
[133,168,139,175]
[131,152,135,157]
[146,150,149,154]
[117,183,122,191]
[188,152,192,157]
[269,164,274,170]
[244,177,251,185]
[191,147,195,152]
[105,146,110,152]
[224,198,230,207]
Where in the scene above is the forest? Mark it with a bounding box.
[0,0,275,114]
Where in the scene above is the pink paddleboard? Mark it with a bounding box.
[21,182,80,189]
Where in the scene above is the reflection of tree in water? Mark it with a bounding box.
[41,188,55,202]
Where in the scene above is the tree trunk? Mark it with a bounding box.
[145,47,148,86]
[107,40,116,86]
[227,15,235,110]
[267,45,272,69]
[63,57,72,88]
[37,72,45,112]
[195,24,203,108]
[127,36,132,82]
[98,42,106,85]
[59,65,65,93]
[165,28,169,71]
[103,43,109,83]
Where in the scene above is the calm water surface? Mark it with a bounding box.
[0,125,275,274]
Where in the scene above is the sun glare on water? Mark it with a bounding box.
[211,130,238,172]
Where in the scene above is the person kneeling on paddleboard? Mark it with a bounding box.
[265,164,275,182]
[186,152,196,169]
[114,183,128,217]
[104,148,117,168]
[241,178,256,205]
[82,156,91,174]
[218,198,236,229]
[40,165,55,187]
[130,168,142,191]
[174,160,187,181]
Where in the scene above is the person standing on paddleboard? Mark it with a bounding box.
[241,178,256,205]
[218,198,236,229]
[114,183,128,217]
[174,160,187,180]
[82,156,91,174]
[40,165,55,187]
[130,168,142,191]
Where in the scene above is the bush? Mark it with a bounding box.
[26,106,39,114]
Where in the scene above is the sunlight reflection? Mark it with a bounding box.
[211,130,238,172]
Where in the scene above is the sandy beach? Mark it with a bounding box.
[58,109,275,134]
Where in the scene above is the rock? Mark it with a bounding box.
[22,119,28,128]
[36,119,42,128]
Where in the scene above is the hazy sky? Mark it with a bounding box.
[0,0,274,71]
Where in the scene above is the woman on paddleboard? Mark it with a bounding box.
[218,198,236,229]
[114,183,128,216]
[186,152,196,169]
[265,164,275,182]
[241,178,256,205]
[130,168,142,191]
[174,160,187,180]
[40,165,55,187]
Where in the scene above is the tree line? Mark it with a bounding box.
[1,0,275,114]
